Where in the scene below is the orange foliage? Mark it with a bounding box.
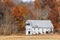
[11,5,29,21]
[0,0,14,11]
[11,5,29,28]
[34,0,41,8]
[53,22,59,29]
[3,0,14,7]
[19,5,29,16]
[58,16,60,21]
[48,0,59,29]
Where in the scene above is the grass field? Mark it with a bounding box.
[0,34,60,40]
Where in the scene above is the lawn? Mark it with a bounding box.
[0,34,60,40]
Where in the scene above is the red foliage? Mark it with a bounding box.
[48,0,59,29]
[11,5,29,21]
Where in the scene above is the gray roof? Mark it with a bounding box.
[22,0,35,2]
[26,20,54,28]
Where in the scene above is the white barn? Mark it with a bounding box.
[25,20,54,35]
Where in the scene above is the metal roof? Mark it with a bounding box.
[22,0,35,2]
[26,20,54,28]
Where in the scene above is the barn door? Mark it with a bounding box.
[28,31,30,35]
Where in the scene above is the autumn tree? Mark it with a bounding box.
[0,0,14,24]
[34,0,41,8]
[48,0,59,29]
[36,0,59,29]
[41,0,59,29]
[11,5,29,31]
[34,0,41,19]
[0,0,18,35]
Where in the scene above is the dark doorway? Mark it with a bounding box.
[38,32,41,34]
[28,31,30,34]
[46,31,49,34]
[50,30,52,33]
[43,32,44,34]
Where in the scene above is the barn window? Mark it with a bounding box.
[43,32,44,34]
[26,23,30,25]
[50,29,52,33]
[28,31,30,34]
[46,31,49,34]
